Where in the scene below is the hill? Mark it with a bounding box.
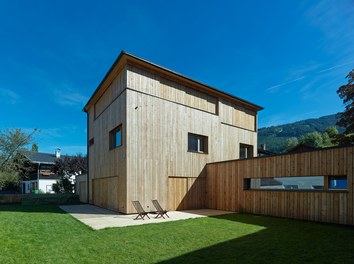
[258,114,344,153]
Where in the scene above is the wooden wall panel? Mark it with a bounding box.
[168,177,206,210]
[94,67,126,119]
[88,61,259,214]
[92,176,120,211]
[219,98,256,131]
[127,64,218,114]
[88,84,127,212]
[125,87,257,213]
[206,146,354,225]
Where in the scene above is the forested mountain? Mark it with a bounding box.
[258,114,344,153]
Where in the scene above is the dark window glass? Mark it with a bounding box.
[245,176,324,190]
[188,134,199,152]
[199,138,206,152]
[240,144,253,159]
[329,176,347,189]
[115,130,121,147]
[188,133,208,153]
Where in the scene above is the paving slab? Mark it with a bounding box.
[59,204,234,230]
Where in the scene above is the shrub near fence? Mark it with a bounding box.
[21,194,80,205]
[0,194,80,205]
[0,194,22,204]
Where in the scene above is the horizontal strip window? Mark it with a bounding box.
[244,175,347,191]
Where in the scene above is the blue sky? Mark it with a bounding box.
[0,0,353,155]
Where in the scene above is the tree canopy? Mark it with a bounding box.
[337,69,354,140]
[0,128,37,190]
[52,154,87,193]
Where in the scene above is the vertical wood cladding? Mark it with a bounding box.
[206,146,354,225]
[86,56,259,214]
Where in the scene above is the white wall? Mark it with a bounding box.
[39,179,56,193]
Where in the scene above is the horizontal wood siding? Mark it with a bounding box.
[206,146,354,225]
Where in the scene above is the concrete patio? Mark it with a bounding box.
[59,204,234,230]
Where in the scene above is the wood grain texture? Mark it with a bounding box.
[86,59,259,214]
[125,71,257,213]
[92,176,120,211]
[206,146,354,225]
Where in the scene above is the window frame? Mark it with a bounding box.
[328,175,347,190]
[89,138,94,147]
[240,143,254,159]
[109,125,123,150]
[188,133,208,154]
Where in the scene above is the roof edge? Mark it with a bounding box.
[83,50,264,112]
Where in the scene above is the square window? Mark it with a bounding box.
[109,125,122,150]
[240,144,254,159]
[328,176,347,189]
[188,133,208,153]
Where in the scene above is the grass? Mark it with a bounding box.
[1,205,354,263]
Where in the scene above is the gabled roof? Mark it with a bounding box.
[23,151,69,164]
[287,144,317,154]
[83,51,264,112]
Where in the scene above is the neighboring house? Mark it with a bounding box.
[21,149,65,194]
[257,144,275,157]
[287,144,317,153]
[83,51,263,214]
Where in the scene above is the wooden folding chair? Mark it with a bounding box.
[132,201,150,220]
[152,200,169,219]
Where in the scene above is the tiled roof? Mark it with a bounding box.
[23,151,69,164]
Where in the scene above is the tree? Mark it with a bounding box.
[0,128,37,190]
[52,154,87,193]
[284,137,299,152]
[31,143,38,152]
[325,126,339,138]
[299,132,324,148]
[337,69,354,140]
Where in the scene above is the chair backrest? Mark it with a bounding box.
[152,200,163,211]
[132,201,145,213]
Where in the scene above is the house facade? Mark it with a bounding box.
[22,149,64,194]
[84,51,263,214]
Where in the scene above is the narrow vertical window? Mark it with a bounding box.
[109,125,122,150]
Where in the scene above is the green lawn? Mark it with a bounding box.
[1,205,354,263]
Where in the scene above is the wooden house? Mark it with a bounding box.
[83,51,263,214]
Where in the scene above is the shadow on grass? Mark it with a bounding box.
[158,213,354,264]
